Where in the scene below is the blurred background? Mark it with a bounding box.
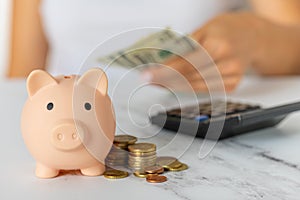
[0,0,11,78]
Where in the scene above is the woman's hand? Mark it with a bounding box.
[142,12,300,93]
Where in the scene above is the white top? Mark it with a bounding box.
[40,0,247,75]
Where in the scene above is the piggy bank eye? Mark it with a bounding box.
[47,102,54,111]
[84,102,92,111]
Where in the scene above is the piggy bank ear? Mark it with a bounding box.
[77,68,108,95]
[27,70,58,97]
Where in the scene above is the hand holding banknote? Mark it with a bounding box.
[142,13,258,92]
[142,12,300,92]
[99,12,300,93]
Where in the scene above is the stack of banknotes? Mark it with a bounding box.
[98,28,198,68]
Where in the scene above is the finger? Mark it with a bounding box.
[186,58,244,81]
[180,75,242,93]
[169,57,245,92]
[141,66,189,93]
[142,48,215,83]
[160,48,212,75]
[141,65,185,85]
[191,26,207,44]
[142,57,244,93]
[201,37,233,62]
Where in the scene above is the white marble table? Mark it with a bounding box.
[1,75,300,200]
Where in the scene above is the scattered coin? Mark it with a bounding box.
[146,174,167,183]
[168,163,189,172]
[144,165,164,174]
[103,169,129,179]
[133,171,148,178]
[165,160,183,169]
[156,156,178,168]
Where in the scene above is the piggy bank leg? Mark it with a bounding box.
[80,163,105,176]
[36,162,59,178]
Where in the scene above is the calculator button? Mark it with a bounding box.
[195,115,209,122]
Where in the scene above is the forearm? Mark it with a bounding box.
[7,0,48,78]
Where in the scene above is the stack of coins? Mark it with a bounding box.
[128,143,157,171]
[105,135,137,168]
[105,145,128,168]
[103,134,189,183]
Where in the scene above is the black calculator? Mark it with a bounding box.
[150,101,300,140]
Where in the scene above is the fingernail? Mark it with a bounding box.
[141,71,153,83]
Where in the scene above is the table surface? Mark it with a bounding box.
[1,74,300,200]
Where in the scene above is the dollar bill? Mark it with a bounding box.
[97,28,198,69]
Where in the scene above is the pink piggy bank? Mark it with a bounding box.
[21,68,115,178]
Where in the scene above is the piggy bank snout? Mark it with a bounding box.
[51,121,86,151]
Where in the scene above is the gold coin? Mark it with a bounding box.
[129,158,155,162]
[103,169,129,179]
[129,153,157,158]
[128,143,156,153]
[114,135,137,145]
[133,171,148,178]
[130,158,156,162]
[128,156,156,161]
[146,174,167,183]
[128,159,157,164]
[129,151,156,157]
[113,143,128,149]
[128,159,157,163]
[144,165,164,174]
[128,163,157,168]
[156,156,178,168]
[168,163,188,172]
[163,160,183,170]
[168,160,183,168]
[129,163,157,167]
